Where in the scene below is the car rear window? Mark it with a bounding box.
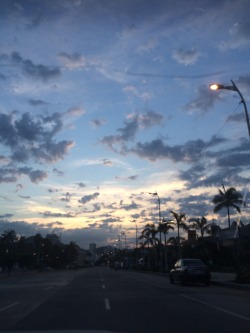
[183,259,204,266]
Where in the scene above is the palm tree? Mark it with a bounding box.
[170,211,187,258]
[188,216,208,238]
[139,224,159,269]
[158,220,175,247]
[159,220,174,270]
[141,223,159,246]
[213,185,245,228]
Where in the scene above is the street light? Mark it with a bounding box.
[148,192,162,227]
[131,220,138,249]
[209,80,250,139]
[132,220,138,267]
[149,191,163,270]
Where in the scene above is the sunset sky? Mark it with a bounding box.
[0,0,250,249]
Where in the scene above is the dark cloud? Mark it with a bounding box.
[0,110,74,184]
[48,188,60,193]
[19,195,31,199]
[0,213,13,219]
[28,99,48,106]
[176,194,213,217]
[127,136,225,162]
[77,182,86,188]
[18,167,48,183]
[53,168,64,176]
[40,211,76,218]
[78,192,100,205]
[0,52,61,81]
[138,110,164,128]
[0,166,47,185]
[60,192,72,203]
[120,200,141,211]
[182,85,222,113]
[91,119,106,128]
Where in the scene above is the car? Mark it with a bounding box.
[169,258,211,286]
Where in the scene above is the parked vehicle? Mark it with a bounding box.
[169,259,211,285]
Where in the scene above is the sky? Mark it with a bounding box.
[0,0,250,249]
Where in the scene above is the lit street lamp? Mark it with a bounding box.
[132,219,138,266]
[210,80,250,139]
[149,192,162,227]
[149,191,163,270]
[131,220,138,249]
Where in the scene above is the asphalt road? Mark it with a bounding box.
[1,267,250,333]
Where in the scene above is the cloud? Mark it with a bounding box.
[58,52,87,69]
[0,166,47,184]
[0,110,75,183]
[66,106,86,117]
[100,111,164,150]
[100,118,138,150]
[126,136,225,162]
[40,211,76,218]
[28,99,48,106]
[138,110,164,128]
[120,200,141,211]
[0,52,61,81]
[176,194,213,217]
[78,192,100,204]
[77,182,86,188]
[182,85,223,113]
[178,139,250,189]
[18,167,48,183]
[220,20,250,50]
[0,214,14,219]
[172,48,201,65]
[53,168,64,176]
[90,119,106,128]
[60,192,72,203]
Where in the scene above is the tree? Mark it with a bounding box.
[139,224,159,269]
[158,220,174,270]
[188,216,208,238]
[170,211,187,258]
[158,220,174,246]
[213,185,245,228]
[0,229,17,255]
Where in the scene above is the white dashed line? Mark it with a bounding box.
[44,286,53,291]
[180,293,250,322]
[0,302,20,312]
[105,298,110,310]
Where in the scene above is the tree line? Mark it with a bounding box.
[136,185,249,272]
[0,230,79,274]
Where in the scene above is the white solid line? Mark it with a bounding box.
[0,302,19,313]
[180,293,250,322]
[44,286,53,291]
[105,298,110,310]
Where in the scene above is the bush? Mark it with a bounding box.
[235,266,250,284]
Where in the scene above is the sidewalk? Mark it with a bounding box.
[211,271,250,291]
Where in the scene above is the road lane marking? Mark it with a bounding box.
[0,302,20,313]
[180,293,250,322]
[44,286,53,291]
[105,298,110,310]
[102,284,106,289]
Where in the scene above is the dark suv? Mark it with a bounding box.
[169,259,211,285]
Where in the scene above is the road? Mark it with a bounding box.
[0,267,250,333]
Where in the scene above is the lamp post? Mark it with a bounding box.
[149,191,162,270]
[210,80,250,139]
[132,219,138,267]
